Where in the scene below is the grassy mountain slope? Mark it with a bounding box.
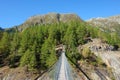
[87,15,120,36]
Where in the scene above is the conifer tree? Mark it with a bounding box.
[20,49,37,70]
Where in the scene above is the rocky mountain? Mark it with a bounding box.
[16,13,82,31]
[1,13,120,80]
[87,15,120,35]
[11,14,120,33]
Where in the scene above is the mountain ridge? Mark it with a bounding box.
[87,15,120,36]
[16,13,83,31]
[3,13,120,33]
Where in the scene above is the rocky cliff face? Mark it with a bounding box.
[78,38,120,80]
[94,51,120,80]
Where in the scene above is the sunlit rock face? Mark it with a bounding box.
[94,51,120,80]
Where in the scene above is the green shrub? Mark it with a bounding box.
[81,47,93,58]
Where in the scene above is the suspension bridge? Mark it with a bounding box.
[37,45,89,80]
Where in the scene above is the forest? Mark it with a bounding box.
[0,21,120,72]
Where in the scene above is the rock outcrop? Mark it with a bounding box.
[0,66,38,80]
[79,38,120,80]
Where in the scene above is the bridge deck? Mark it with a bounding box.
[58,52,66,80]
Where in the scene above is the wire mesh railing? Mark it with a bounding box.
[37,52,83,80]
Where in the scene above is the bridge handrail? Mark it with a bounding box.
[37,54,62,80]
[37,51,90,80]
[65,53,91,80]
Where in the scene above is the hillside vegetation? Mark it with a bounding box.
[0,20,120,73]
